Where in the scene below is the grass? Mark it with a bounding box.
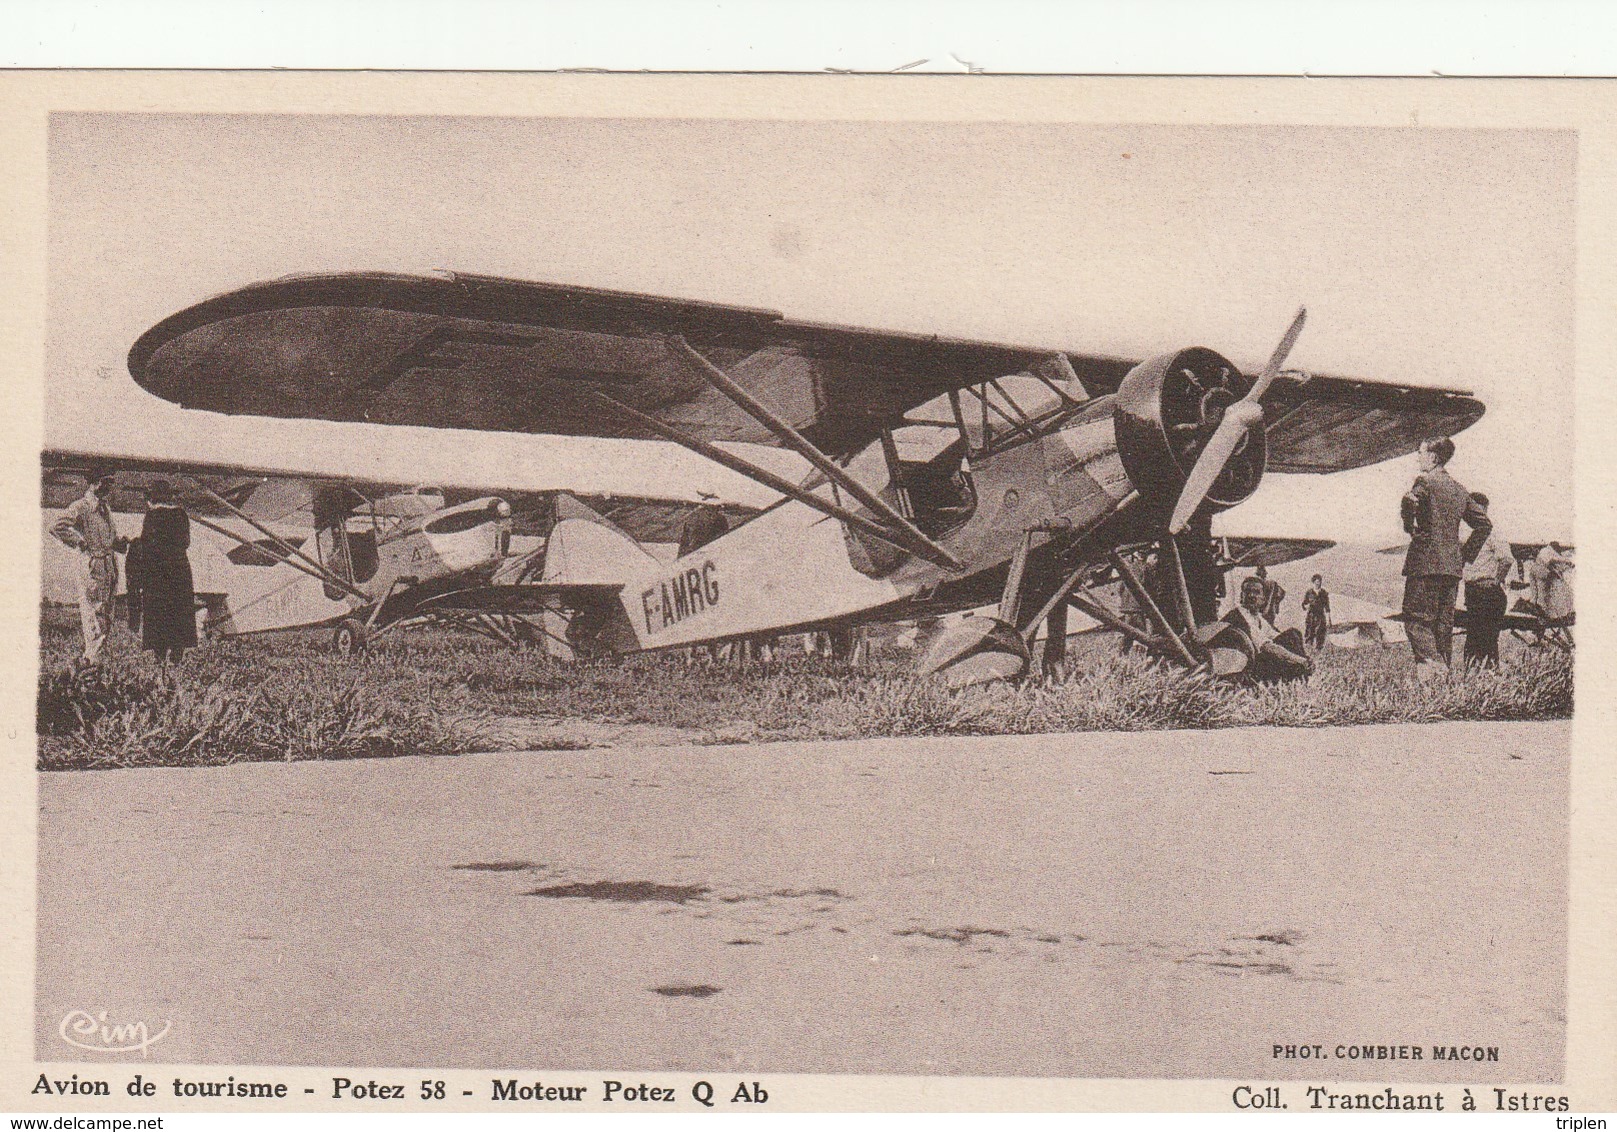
[36,613,1573,771]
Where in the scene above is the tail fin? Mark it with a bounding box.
[542,493,659,587]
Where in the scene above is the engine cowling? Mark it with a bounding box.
[1113,347,1267,519]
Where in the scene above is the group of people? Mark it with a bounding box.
[1241,568,1329,656]
[51,471,197,668]
[1231,435,1549,679]
[1112,434,1558,683]
[1398,435,1534,676]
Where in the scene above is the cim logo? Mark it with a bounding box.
[59,1010,171,1057]
[640,560,720,635]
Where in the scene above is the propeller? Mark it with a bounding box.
[1166,307,1307,535]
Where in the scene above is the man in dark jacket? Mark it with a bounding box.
[1301,574,1331,652]
[1400,437,1491,676]
[1253,564,1285,627]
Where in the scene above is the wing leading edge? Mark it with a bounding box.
[128,271,1484,476]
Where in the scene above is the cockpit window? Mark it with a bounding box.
[224,537,307,567]
[900,439,977,538]
[424,507,493,535]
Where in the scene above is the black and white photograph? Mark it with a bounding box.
[13,76,1606,1113]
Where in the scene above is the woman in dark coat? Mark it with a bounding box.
[137,481,196,663]
[122,535,146,634]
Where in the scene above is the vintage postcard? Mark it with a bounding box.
[0,73,1611,1113]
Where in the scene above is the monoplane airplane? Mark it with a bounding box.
[43,451,754,655]
[113,271,1485,684]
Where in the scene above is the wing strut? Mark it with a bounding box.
[193,483,372,603]
[584,391,964,572]
[665,336,964,572]
[1110,547,1202,670]
[1068,591,1161,650]
[189,514,362,597]
[1048,353,1092,401]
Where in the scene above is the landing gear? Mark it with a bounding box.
[333,618,369,656]
[826,626,858,664]
[1041,599,1068,680]
[918,531,1039,688]
[917,616,1031,689]
[1016,528,1225,677]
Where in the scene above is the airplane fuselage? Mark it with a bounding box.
[617,395,1138,650]
[206,496,511,635]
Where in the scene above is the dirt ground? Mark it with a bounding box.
[35,722,1567,1081]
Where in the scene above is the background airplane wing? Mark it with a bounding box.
[1216,536,1335,569]
[42,449,754,543]
[44,449,423,518]
[127,272,1484,473]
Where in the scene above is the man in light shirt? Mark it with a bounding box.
[1223,576,1312,682]
[49,470,127,665]
[1461,492,1511,668]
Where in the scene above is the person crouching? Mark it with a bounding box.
[1218,576,1314,683]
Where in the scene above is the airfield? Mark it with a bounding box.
[34,613,1573,1078]
[36,715,1567,1081]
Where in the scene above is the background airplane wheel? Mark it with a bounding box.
[333,619,369,657]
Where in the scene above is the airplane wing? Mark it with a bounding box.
[1508,540,1575,563]
[127,272,1484,474]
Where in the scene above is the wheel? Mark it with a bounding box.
[916,616,1031,688]
[1196,621,1255,679]
[333,618,369,656]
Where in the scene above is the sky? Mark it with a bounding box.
[46,114,1576,545]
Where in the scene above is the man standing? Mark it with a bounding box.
[1302,573,1332,652]
[1253,564,1285,628]
[1400,438,1491,677]
[1461,493,1511,668]
[134,481,198,665]
[50,470,125,665]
